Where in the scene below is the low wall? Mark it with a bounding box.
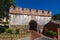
[9,25,28,30]
[0,34,28,40]
[9,25,43,33]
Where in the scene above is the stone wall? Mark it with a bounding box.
[9,6,52,16]
[0,34,28,40]
[9,24,43,33]
[9,6,52,34]
[9,14,51,25]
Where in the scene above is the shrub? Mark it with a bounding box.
[5,29,12,34]
[0,26,5,33]
[0,25,9,33]
[2,25,9,29]
[47,30,57,36]
[1,22,9,24]
[15,28,19,34]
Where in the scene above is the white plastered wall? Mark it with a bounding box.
[9,14,51,25]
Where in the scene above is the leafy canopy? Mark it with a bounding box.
[52,14,60,21]
[0,0,16,18]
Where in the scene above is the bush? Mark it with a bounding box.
[0,26,5,33]
[1,22,9,24]
[5,29,12,34]
[2,25,9,29]
[47,30,57,36]
[0,25,9,33]
[15,28,19,34]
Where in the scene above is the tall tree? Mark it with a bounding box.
[0,0,16,19]
[52,14,60,21]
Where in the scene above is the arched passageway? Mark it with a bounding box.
[29,20,37,32]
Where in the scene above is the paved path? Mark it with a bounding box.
[17,30,57,40]
[18,37,30,40]
[18,35,55,40]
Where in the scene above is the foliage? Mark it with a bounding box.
[0,25,9,33]
[47,30,57,36]
[15,28,20,34]
[52,14,60,21]
[0,0,16,18]
[0,25,5,33]
[5,28,12,34]
[1,22,9,24]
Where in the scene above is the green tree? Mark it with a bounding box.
[52,14,60,21]
[0,0,16,19]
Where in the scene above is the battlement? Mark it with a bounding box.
[9,6,52,16]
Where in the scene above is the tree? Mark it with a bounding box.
[0,0,16,19]
[52,14,60,21]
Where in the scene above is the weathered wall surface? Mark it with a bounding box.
[9,6,52,25]
[0,34,28,40]
[9,6,52,16]
[9,6,52,32]
[9,14,51,25]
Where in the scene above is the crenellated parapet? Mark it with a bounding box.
[9,6,52,16]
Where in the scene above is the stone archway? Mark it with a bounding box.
[29,20,37,32]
